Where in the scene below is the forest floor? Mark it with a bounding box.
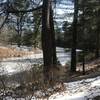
[49,76,100,100]
[64,58,100,82]
[0,46,100,99]
[0,45,43,75]
[51,58,100,100]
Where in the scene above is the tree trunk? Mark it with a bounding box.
[42,0,53,82]
[42,0,57,82]
[81,0,85,75]
[50,6,57,65]
[95,21,100,58]
[17,18,21,47]
[95,32,100,58]
[71,0,78,72]
[95,10,100,58]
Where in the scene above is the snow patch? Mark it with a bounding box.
[49,76,100,100]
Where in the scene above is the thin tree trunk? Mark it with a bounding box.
[95,27,100,58]
[95,10,100,58]
[82,0,85,75]
[17,18,21,47]
[95,32,99,58]
[82,49,85,75]
[71,0,78,72]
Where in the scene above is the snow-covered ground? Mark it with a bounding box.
[49,76,100,100]
[2,76,100,100]
[56,47,71,66]
[0,46,100,100]
[0,47,71,75]
[0,53,43,75]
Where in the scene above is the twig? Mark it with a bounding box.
[0,14,9,30]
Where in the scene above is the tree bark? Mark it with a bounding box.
[95,10,100,58]
[17,18,21,47]
[95,31,100,58]
[50,6,57,65]
[42,0,57,82]
[42,0,53,81]
[71,0,78,72]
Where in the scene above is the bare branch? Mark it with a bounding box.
[7,5,42,13]
[0,14,9,30]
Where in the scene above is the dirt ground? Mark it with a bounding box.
[64,58,100,82]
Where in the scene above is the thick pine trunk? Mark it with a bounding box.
[42,0,53,82]
[42,0,57,82]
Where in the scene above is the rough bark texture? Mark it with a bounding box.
[50,6,57,65]
[42,0,57,82]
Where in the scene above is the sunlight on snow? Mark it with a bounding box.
[49,92,86,100]
[3,62,20,74]
[91,80,100,87]
[49,76,100,100]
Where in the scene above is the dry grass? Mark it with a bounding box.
[0,47,33,59]
[65,58,100,82]
[0,65,66,99]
